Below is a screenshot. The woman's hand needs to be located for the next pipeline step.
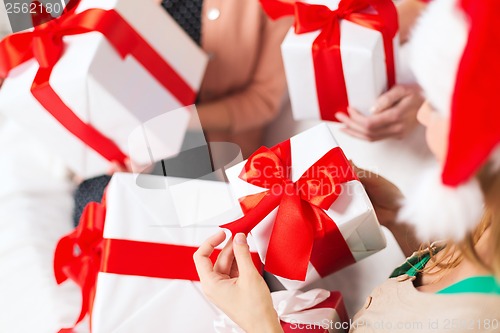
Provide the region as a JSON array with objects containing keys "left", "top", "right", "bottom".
[
  {"left": 337, "top": 85, "right": 424, "bottom": 142},
  {"left": 353, "top": 165, "right": 420, "bottom": 256},
  {"left": 353, "top": 165, "right": 403, "bottom": 226},
  {"left": 193, "top": 232, "right": 283, "bottom": 333}
]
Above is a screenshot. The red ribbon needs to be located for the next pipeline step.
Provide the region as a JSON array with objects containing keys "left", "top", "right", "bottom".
[
  {"left": 222, "top": 140, "right": 357, "bottom": 281},
  {"left": 0, "top": 2, "right": 196, "bottom": 166},
  {"left": 101, "top": 239, "right": 263, "bottom": 280},
  {"left": 260, "top": 0, "right": 398, "bottom": 121},
  {"left": 54, "top": 200, "right": 107, "bottom": 332}
]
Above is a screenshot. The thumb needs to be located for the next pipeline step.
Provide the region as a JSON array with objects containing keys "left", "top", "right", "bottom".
[{"left": 232, "top": 233, "right": 258, "bottom": 276}]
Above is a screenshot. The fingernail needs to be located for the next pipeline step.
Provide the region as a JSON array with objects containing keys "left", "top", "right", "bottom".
[
  {"left": 369, "top": 106, "right": 378, "bottom": 113},
  {"left": 234, "top": 233, "right": 247, "bottom": 245}
]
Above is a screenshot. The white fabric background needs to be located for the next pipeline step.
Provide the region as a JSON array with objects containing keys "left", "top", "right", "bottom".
[{"left": 0, "top": 115, "right": 83, "bottom": 333}]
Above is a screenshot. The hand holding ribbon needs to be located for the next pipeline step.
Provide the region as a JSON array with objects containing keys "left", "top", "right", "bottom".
[{"left": 54, "top": 197, "right": 263, "bottom": 332}]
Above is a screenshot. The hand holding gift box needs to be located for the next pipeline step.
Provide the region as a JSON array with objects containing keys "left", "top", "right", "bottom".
[
  {"left": 224, "top": 124, "right": 387, "bottom": 290},
  {"left": 0, "top": 0, "right": 208, "bottom": 177},
  {"left": 215, "top": 289, "right": 349, "bottom": 333},
  {"left": 260, "top": 0, "right": 399, "bottom": 121},
  {"left": 54, "top": 173, "right": 262, "bottom": 333}
]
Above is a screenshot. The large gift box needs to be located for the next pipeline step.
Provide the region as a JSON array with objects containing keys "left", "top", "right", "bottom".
[
  {"left": 54, "top": 173, "right": 262, "bottom": 333},
  {"left": 260, "top": 0, "right": 399, "bottom": 121},
  {"left": 224, "top": 123, "right": 387, "bottom": 289},
  {"left": 0, "top": 0, "right": 208, "bottom": 177},
  {"left": 215, "top": 289, "right": 350, "bottom": 333}
]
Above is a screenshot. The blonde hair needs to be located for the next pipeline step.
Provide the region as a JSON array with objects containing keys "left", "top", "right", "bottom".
[{"left": 421, "top": 162, "right": 500, "bottom": 279}]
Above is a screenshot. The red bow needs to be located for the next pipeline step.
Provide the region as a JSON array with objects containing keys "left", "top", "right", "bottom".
[
  {"left": 54, "top": 200, "right": 106, "bottom": 332},
  {"left": 260, "top": 0, "right": 398, "bottom": 121},
  {"left": 222, "top": 141, "right": 357, "bottom": 280},
  {"left": 0, "top": 2, "right": 196, "bottom": 167}
]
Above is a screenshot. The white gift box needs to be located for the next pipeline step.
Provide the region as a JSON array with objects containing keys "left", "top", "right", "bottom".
[
  {"left": 225, "top": 124, "right": 386, "bottom": 290},
  {"left": 0, "top": 0, "right": 208, "bottom": 178},
  {"left": 215, "top": 289, "right": 349, "bottom": 333},
  {"left": 282, "top": 0, "right": 400, "bottom": 120},
  {"left": 89, "top": 173, "right": 259, "bottom": 333}
]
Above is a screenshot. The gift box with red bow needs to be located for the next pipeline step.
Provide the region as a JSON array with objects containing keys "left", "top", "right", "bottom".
[
  {"left": 215, "top": 289, "right": 350, "bottom": 333},
  {"left": 223, "top": 123, "right": 387, "bottom": 290},
  {"left": 260, "top": 0, "right": 399, "bottom": 121},
  {"left": 0, "top": 0, "right": 208, "bottom": 177},
  {"left": 54, "top": 173, "right": 262, "bottom": 333}
]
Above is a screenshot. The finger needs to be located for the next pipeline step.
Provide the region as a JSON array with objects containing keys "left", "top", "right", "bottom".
[
  {"left": 107, "top": 161, "right": 126, "bottom": 175},
  {"left": 340, "top": 127, "right": 379, "bottom": 142},
  {"left": 384, "top": 122, "right": 407, "bottom": 139},
  {"left": 365, "top": 109, "right": 402, "bottom": 131},
  {"left": 72, "top": 175, "right": 84, "bottom": 185},
  {"left": 337, "top": 111, "right": 372, "bottom": 137},
  {"left": 372, "top": 85, "right": 409, "bottom": 113},
  {"left": 371, "top": 104, "right": 416, "bottom": 139},
  {"left": 124, "top": 158, "right": 134, "bottom": 172},
  {"left": 342, "top": 125, "right": 397, "bottom": 142},
  {"left": 363, "top": 121, "right": 405, "bottom": 140},
  {"left": 232, "top": 233, "right": 258, "bottom": 277},
  {"left": 193, "top": 231, "right": 226, "bottom": 282},
  {"left": 347, "top": 107, "right": 397, "bottom": 133},
  {"left": 229, "top": 256, "right": 240, "bottom": 278},
  {"left": 214, "top": 236, "right": 235, "bottom": 276},
  {"left": 107, "top": 162, "right": 117, "bottom": 175},
  {"left": 345, "top": 107, "right": 371, "bottom": 128}
]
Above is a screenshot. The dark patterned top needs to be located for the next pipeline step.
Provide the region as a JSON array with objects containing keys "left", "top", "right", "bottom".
[
  {"left": 161, "top": 0, "right": 203, "bottom": 45},
  {"left": 73, "top": 175, "right": 111, "bottom": 227}
]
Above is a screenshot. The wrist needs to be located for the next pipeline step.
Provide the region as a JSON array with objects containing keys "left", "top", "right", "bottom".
[{"left": 247, "top": 310, "right": 282, "bottom": 333}]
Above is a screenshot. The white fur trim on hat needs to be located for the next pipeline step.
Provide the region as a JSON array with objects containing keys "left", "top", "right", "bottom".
[
  {"left": 398, "top": 163, "right": 484, "bottom": 242},
  {"left": 409, "top": 0, "right": 469, "bottom": 116}
]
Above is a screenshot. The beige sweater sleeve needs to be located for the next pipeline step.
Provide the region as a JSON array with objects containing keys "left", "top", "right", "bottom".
[
  {"left": 350, "top": 277, "right": 500, "bottom": 333},
  {"left": 198, "top": 15, "right": 292, "bottom": 134}
]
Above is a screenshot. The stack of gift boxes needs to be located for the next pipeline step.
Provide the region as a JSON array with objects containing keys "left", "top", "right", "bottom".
[{"left": 0, "top": 0, "right": 400, "bottom": 331}]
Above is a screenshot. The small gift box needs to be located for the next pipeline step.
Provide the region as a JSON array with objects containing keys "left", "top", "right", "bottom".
[
  {"left": 215, "top": 289, "right": 350, "bottom": 333},
  {"left": 260, "top": 0, "right": 399, "bottom": 121},
  {"left": 224, "top": 123, "right": 386, "bottom": 290},
  {"left": 54, "top": 173, "right": 261, "bottom": 333},
  {"left": 0, "top": 0, "right": 208, "bottom": 177}
]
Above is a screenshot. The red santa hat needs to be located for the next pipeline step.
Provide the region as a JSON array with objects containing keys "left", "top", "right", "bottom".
[
  {"left": 410, "top": 0, "right": 500, "bottom": 186},
  {"left": 398, "top": 0, "right": 500, "bottom": 241}
]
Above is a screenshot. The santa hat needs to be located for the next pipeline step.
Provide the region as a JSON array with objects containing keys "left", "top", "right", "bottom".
[{"left": 398, "top": 0, "right": 500, "bottom": 241}]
